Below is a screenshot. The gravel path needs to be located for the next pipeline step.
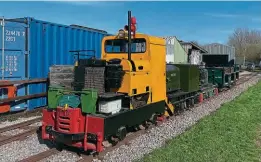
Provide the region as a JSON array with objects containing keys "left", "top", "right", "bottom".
[{"left": 0, "top": 75, "right": 259, "bottom": 162}]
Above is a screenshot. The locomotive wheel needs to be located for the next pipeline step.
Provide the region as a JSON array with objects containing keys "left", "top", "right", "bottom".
[
  {"left": 191, "top": 98, "right": 195, "bottom": 107},
  {"left": 180, "top": 102, "right": 185, "bottom": 110},
  {"left": 116, "top": 126, "right": 127, "bottom": 141},
  {"left": 185, "top": 100, "right": 192, "bottom": 110},
  {"left": 110, "top": 136, "right": 119, "bottom": 146}
]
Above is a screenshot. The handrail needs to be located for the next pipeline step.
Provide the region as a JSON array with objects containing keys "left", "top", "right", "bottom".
[
  {"left": 0, "top": 78, "right": 47, "bottom": 87},
  {"left": 0, "top": 78, "right": 48, "bottom": 105},
  {"left": 0, "top": 92, "right": 47, "bottom": 104}
]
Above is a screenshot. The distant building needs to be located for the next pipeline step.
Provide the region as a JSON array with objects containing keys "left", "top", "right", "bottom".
[
  {"left": 162, "top": 36, "right": 188, "bottom": 64},
  {"left": 179, "top": 40, "right": 208, "bottom": 65},
  {"left": 202, "top": 43, "right": 236, "bottom": 63}
]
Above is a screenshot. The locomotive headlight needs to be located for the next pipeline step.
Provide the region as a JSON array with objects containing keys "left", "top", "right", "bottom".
[{"left": 118, "top": 29, "right": 125, "bottom": 38}]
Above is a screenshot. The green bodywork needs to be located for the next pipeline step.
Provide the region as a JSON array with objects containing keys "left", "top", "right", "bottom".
[
  {"left": 174, "top": 64, "right": 200, "bottom": 92},
  {"left": 234, "top": 64, "right": 240, "bottom": 80},
  {"left": 207, "top": 68, "right": 232, "bottom": 88},
  {"left": 234, "top": 64, "right": 240, "bottom": 72},
  {"left": 47, "top": 86, "right": 98, "bottom": 114},
  {"left": 166, "top": 64, "right": 181, "bottom": 91}
]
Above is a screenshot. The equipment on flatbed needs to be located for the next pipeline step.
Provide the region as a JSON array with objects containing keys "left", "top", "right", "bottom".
[
  {"left": 41, "top": 11, "right": 232, "bottom": 155},
  {"left": 202, "top": 54, "right": 239, "bottom": 89}
]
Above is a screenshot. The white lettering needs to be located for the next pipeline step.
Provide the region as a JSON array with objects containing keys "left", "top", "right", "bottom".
[
  {"left": 5, "top": 30, "right": 25, "bottom": 37},
  {"left": 6, "top": 36, "right": 16, "bottom": 42},
  {"left": 5, "top": 30, "right": 10, "bottom": 36},
  {"left": 10, "top": 31, "right": 15, "bottom": 36}
]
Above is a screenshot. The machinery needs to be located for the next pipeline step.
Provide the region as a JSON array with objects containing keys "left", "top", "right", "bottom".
[
  {"left": 42, "top": 11, "right": 167, "bottom": 153},
  {"left": 41, "top": 11, "right": 232, "bottom": 154},
  {"left": 202, "top": 54, "right": 240, "bottom": 89}
]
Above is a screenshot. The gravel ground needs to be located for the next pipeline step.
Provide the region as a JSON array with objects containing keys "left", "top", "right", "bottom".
[
  {"left": 240, "top": 71, "right": 252, "bottom": 75},
  {"left": 0, "top": 134, "right": 49, "bottom": 162},
  {"left": 0, "top": 116, "right": 41, "bottom": 129},
  {"left": 101, "top": 75, "right": 261, "bottom": 162},
  {"left": 0, "top": 128, "right": 26, "bottom": 136},
  {"left": 39, "top": 150, "right": 81, "bottom": 162},
  {"left": 0, "top": 75, "right": 259, "bottom": 162},
  {"left": 28, "top": 121, "right": 42, "bottom": 127}
]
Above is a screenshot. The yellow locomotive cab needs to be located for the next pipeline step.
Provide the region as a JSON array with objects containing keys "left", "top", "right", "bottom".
[{"left": 101, "top": 33, "right": 167, "bottom": 109}]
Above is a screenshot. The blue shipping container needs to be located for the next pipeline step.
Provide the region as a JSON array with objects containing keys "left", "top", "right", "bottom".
[{"left": 0, "top": 17, "right": 109, "bottom": 112}]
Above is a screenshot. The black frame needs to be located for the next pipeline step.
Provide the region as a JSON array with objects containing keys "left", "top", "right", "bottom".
[{"left": 104, "top": 38, "right": 147, "bottom": 54}]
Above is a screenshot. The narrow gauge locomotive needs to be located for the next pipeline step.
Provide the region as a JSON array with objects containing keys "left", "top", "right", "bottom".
[{"left": 41, "top": 11, "right": 231, "bottom": 154}]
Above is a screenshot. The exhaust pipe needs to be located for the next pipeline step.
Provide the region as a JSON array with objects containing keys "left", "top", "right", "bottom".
[{"left": 128, "top": 11, "right": 131, "bottom": 61}]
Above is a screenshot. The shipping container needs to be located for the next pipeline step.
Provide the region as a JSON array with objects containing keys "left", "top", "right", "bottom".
[
  {"left": 0, "top": 17, "right": 109, "bottom": 112},
  {"left": 162, "top": 36, "right": 187, "bottom": 63},
  {"left": 202, "top": 43, "right": 235, "bottom": 62}
]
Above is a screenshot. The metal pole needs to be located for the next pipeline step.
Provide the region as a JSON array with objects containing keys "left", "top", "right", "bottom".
[
  {"left": 127, "top": 11, "right": 131, "bottom": 61},
  {"left": 1, "top": 16, "right": 4, "bottom": 80}
]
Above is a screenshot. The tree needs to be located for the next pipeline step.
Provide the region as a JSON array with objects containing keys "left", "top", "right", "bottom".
[{"left": 228, "top": 28, "right": 261, "bottom": 62}]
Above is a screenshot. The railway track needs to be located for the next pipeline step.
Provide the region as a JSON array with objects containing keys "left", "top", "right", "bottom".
[
  {"left": 16, "top": 72, "right": 259, "bottom": 162},
  {"left": 0, "top": 107, "right": 43, "bottom": 122},
  {"left": 18, "top": 148, "right": 60, "bottom": 162},
  {"left": 0, "top": 117, "right": 41, "bottom": 146}
]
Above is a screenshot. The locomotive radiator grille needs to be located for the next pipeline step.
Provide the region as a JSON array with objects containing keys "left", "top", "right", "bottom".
[
  {"left": 84, "top": 67, "right": 105, "bottom": 94},
  {"left": 55, "top": 108, "right": 83, "bottom": 134},
  {"left": 57, "top": 115, "right": 70, "bottom": 133},
  {"left": 49, "top": 65, "right": 74, "bottom": 89}
]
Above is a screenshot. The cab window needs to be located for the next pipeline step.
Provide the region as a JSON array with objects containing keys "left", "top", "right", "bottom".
[{"left": 105, "top": 38, "right": 146, "bottom": 53}]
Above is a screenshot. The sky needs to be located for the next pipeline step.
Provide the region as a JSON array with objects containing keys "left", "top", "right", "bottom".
[{"left": 0, "top": 1, "right": 260, "bottom": 44}]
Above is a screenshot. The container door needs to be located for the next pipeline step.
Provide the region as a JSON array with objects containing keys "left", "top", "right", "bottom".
[{"left": 0, "top": 19, "right": 27, "bottom": 112}]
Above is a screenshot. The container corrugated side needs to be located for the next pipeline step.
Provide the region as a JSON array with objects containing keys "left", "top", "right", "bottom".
[{"left": 1, "top": 17, "right": 109, "bottom": 111}]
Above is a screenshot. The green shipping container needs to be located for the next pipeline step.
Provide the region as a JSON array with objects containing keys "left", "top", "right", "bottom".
[{"left": 174, "top": 64, "right": 200, "bottom": 92}]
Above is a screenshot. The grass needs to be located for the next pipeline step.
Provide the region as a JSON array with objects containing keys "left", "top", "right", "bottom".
[{"left": 140, "top": 81, "right": 261, "bottom": 162}]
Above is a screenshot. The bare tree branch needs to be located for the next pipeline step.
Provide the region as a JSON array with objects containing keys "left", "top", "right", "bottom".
[{"left": 228, "top": 28, "right": 261, "bottom": 61}]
